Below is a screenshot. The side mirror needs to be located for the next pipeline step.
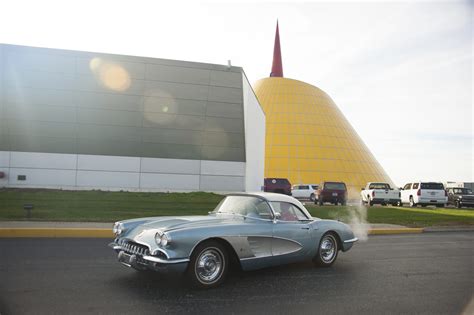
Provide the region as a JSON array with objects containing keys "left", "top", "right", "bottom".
[
  {"left": 274, "top": 212, "right": 281, "bottom": 220},
  {"left": 399, "top": 187, "right": 403, "bottom": 191},
  {"left": 361, "top": 188, "right": 364, "bottom": 191}
]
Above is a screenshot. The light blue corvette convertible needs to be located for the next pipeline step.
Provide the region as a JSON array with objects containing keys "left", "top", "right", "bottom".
[{"left": 109, "top": 192, "right": 358, "bottom": 288}]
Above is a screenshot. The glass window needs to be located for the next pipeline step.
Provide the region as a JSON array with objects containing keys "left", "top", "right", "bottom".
[
  {"left": 324, "top": 182, "right": 346, "bottom": 190},
  {"left": 413, "top": 183, "right": 419, "bottom": 189},
  {"left": 270, "top": 202, "right": 308, "bottom": 222},
  {"left": 300, "top": 185, "right": 309, "bottom": 190},
  {"left": 311, "top": 185, "right": 319, "bottom": 190},
  {"left": 420, "top": 183, "right": 444, "bottom": 190},
  {"left": 453, "top": 188, "right": 472, "bottom": 194},
  {"left": 214, "top": 196, "right": 272, "bottom": 220},
  {"left": 403, "top": 183, "right": 412, "bottom": 190},
  {"left": 368, "top": 183, "right": 391, "bottom": 190}
]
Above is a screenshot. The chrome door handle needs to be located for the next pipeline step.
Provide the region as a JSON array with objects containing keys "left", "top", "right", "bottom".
[{"left": 301, "top": 226, "right": 310, "bottom": 230}]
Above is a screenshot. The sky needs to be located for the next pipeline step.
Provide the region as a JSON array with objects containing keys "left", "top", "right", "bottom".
[{"left": 0, "top": 0, "right": 472, "bottom": 186}]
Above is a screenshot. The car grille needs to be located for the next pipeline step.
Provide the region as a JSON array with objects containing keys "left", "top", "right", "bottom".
[{"left": 119, "top": 239, "right": 150, "bottom": 256}]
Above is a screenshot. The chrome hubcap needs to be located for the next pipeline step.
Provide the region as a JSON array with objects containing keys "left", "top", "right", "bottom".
[
  {"left": 195, "top": 248, "right": 223, "bottom": 284},
  {"left": 320, "top": 235, "right": 336, "bottom": 263}
]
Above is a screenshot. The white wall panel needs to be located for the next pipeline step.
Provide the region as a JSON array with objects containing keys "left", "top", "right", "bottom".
[
  {"left": 200, "top": 160, "right": 245, "bottom": 176},
  {"left": 10, "top": 152, "right": 76, "bottom": 169},
  {"left": 200, "top": 175, "right": 245, "bottom": 191},
  {"left": 78, "top": 155, "right": 140, "bottom": 172},
  {"left": 242, "top": 73, "right": 265, "bottom": 192},
  {"left": 140, "top": 173, "right": 200, "bottom": 190},
  {"left": 8, "top": 168, "right": 76, "bottom": 186},
  {"left": 140, "top": 157, "right": 200, "bottom": 174},
  {"left": 76, "top": 170, "right": 139, "bottom": 188},
  {"left": 0, "top": 151, "right": 10, "bottom": 167}
]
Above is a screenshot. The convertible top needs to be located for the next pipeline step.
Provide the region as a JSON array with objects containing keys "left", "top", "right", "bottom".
[{"left": 226, "top": 192, "right": 311, "bottom": 218}]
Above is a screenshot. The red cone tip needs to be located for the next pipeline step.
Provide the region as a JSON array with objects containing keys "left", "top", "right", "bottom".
[{"left": 270, "top": 21, "right": 283, "bottom": 77}]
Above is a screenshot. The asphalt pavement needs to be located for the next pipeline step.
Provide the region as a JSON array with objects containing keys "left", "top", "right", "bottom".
[{"left": 0, "top": 232, "right": 473, "bottom": 315}]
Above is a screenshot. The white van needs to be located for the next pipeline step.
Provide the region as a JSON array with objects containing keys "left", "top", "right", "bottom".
[
  {"left": 291, "top": 184, "right": 319, "bottom": 201},
  {"left": 400, "top": 182, "right": 447, "bottom": 207}
]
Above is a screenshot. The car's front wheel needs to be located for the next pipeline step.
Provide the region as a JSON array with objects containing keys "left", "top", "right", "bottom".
[
  {"left": 313, "top": 233, "right": 339, "bottom": 267},
  {"left": 310, "top": 193, "right": 315, "bottom": 201},
  {"left": 188, "top": 240, "right": 228, "bottom": 289},
  {"left": 456, "top": 200, "right": 462, "bottom": 209}
]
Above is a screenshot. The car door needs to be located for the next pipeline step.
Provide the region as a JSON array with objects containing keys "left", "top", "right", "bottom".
[
  {"left": 291, "top": 185, "right": 301, "bottom": 198},
  {"left": 269, "top": 201, "right": 314, "bottom": 264},
  {"left": 299, "top": 185, "right": 310, "bottom": 199},
  {"left": 401, "top": 183, "right": 412, "bottom": 203}
]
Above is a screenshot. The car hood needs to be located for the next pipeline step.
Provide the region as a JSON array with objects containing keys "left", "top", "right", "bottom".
[{"left": 123, "top": 215, "right": 237, "bottom": 239}]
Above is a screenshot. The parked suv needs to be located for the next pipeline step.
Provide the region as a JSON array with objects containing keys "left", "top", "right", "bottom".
[
  {"left": 315, "top": 181, "right": 347, "bottom": 205},
  {"left": 264, "top": 178, "right": 292, "bottom": 195},
  {"left": 446, "top": 187, "right": 474, "bottom": 208},
  {"left": 400, "top": 182, "right": 447, "bottom": 207},
  {"left": 291, "top": 184, "right": 319, "bottom": 201}
]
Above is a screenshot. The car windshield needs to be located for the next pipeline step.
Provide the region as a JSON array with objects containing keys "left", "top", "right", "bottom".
[
  {"left": 324, "top": 182, "right": 346, "bottom": 190},
  {"left": 453, "top": 188, "right": 473, "bottom": 195},
  {"left": 213, "top": 196, "right": 273, "bottom": 219},
  {"left": 368, "top": 183, "right": 391, "bottom": 189},
  {"left": 311, "top": 185, "right": 319, "bottom": 190},
  {"left": 420, "top": 183, "right": 444, "bottom": 190}
]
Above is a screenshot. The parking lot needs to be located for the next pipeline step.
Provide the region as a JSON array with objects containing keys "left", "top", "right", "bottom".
[{"left": 1, "top": 232, "right": 472, "bottom": 314}]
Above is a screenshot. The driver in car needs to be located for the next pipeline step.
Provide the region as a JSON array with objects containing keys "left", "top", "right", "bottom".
[{"left": 279, "top": 203, "right": 297, "bottom": 221}]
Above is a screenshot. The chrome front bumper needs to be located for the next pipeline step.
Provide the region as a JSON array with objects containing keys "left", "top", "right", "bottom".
[
  {"left": 342, "top": 237, "right": 358, "bottom": 252},
  {"left": 109, "top": 242, "right": 189, "bottom": 273}
]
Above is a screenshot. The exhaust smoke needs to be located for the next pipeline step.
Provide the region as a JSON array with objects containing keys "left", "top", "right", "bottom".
[{"left": 347, "top": 204, "right": 369, "bottom": 242}]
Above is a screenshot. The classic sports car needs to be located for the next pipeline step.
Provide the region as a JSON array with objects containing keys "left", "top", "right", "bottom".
[{"left": 109, "top": 192, "right": 358, "bottom": 288}]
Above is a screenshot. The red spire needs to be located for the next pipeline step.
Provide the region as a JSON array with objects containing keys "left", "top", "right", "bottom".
[{"left": 270, "top": 20, "right": 283, "bottom": 77}]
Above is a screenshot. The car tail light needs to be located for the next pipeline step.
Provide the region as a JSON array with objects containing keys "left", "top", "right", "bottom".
[
  {"left": 417, "top": 189, "right": 421, "bottom": 196},
  {"left": 372, "top": 191, "right": 375, "bottom": 197}
]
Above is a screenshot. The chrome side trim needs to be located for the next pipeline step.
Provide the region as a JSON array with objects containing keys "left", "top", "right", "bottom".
[
  {"left": 143, "top": 256, "right": 189, "bottom": 264},
  {"left": 344, "top": 237, "right": 359, "bottom": 243}
]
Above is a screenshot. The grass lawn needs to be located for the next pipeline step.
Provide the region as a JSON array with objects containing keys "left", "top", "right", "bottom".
[
  {"left": 305, "top": 204, "right": 474, "bottom": 227},
  {"left": 0, "top": 188, "right": 224, "bottom": 222},
  {"left": 0, "top": 188, "right": 473, "bottom": 227}
]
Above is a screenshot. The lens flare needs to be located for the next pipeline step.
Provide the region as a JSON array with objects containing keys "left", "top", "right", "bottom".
[
  {"left": 99, "top": 63, "right": 131, "bottom": 91},
  {"left": 89, "top": 57, "right": 131, "bottom": 92}
]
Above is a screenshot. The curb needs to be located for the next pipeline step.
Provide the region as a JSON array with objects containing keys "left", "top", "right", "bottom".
[
  {"left": 0, "top": 228, "right": 114, "bottom": 238},
  {"left": 0, "top": 227, "right": 425, "bottom": 238}
]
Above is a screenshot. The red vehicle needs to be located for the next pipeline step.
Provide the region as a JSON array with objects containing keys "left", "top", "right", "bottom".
[
  {"left": 315, "top": 181, "right": 347, "bottom": 205},
  {"left": 264, "top": 178, "right": 292, "bottom": 195}
]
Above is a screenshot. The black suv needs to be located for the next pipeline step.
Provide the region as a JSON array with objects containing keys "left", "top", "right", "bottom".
[{"left": 446, "top": 187, "right": 474, "bottom": 208}]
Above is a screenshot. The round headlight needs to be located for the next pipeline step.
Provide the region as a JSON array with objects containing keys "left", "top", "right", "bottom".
[
  {"left": 161, "top": 233, "right": 169, "bottom": 246},
  {"left": 113, "top": 222, "right": 123, "bottom": 236},
  {"left": 155, "top": 231, "right": 170, "bottom": 246},
  {"left": 155, "top": 232, "right": 162, "bottom": 245}
]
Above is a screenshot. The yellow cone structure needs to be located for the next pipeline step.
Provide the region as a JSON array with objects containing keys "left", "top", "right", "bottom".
[{"left": 253, "top": 77, "right": 394, "bottom": 198}]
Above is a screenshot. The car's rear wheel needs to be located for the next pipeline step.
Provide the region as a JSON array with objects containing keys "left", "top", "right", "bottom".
[
  {"left": 310, "top": 193, "right": 315, "bottom": 201},
  {"left": 313, "top": 233, "right": 339, "bottom": 267},
  {"left": 187, "top": 240, "right": 228, "bottom": 289}
]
